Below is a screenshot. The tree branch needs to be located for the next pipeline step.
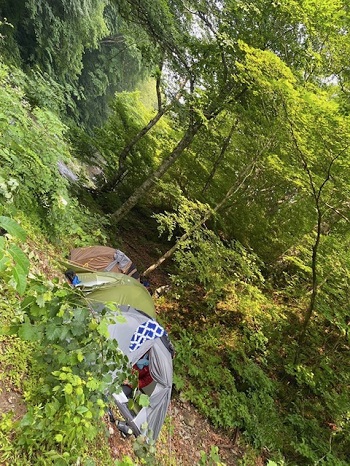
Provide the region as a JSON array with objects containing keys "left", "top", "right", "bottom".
[{"left": 98, "top": 79, "right": 187, "bottom": 193}]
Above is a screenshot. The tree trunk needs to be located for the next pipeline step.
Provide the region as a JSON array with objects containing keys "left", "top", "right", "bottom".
[
  {"left": 287, "top": 113, "right": 340, "bottom": 364},
  {"left": 142, "top": 161, "right": 257, "bottom": 276},
  {"left": 110, "top": 121, "right": 202, "bottom": 223},
  {"left": 202, "top": 120, "right": 238, "bottom": 195},
  {"left": 99, "top": 78, "right": 185, "bottom": 193},
  {"left": 293, "top": 213, "right": 321, "bottom": 364},
  {"left": 142, "top": 134, "right": 275, "bottom": 276},
  {"left": 109, "top": 84, "right": 247, "bottom": 223}
]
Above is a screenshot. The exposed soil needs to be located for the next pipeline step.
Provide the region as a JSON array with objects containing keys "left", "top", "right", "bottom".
[
  {"left": 107, "top": 397, "right": 243, "bottom": 465},
  {"left": 0, "top": 381, "right": 26, "bottom": 422}
]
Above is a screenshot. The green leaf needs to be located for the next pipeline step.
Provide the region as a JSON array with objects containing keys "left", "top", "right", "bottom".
[
  {"left": 138, "top": 393, "right": 150, "bottom": 408},
  {"left": 64, "top": 383, "right": 73, "bottom": 395},
  {"left": 76, "top": 406, "right": 89, "bottom": 414},
  {"left": 0, "top": 255, "right": 9, "bottom": 272},
  {"left": 45, "top": 322, "right": 65, "bottom": 341},
  {"left": 0, "top": 324, "right": 20, "bottom": 336},
  {"left": 54, "top": 433, "right": 63, "bottom": 443},
  {"left": 86, "top": 379, "right": 100, "bottom": 390},
  {"left": 0, "top": 216, "right": 27, "bottom": 241},
  {"left": 97, "top": 317, "right": 110, "bottom": 337},
  {"left": 12, "top": 265, "right": 28, "bottom": 295},
  {"left": 18, "top": 319, "right": 41, "bottom": 341},
  {"left": 8, "top": 243, "right": 30, "bottom": 273},
  {"left": 36, "top": 291, "right": 54, "bottom": 309}
]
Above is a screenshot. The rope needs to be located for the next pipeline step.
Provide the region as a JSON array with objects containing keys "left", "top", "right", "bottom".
[{"left": 168, "top": 401, "right": 172, "bottom": 465}]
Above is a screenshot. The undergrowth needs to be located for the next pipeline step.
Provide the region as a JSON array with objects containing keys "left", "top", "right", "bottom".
[
  {"left": 0, "top": 55, "right": 349, "bottom": 465},
  {"left": 166, "top": 280, "right": 350, "bottom": 465},
  {"left": 0, "top": 216, "right": 132, "bottom": 465}
]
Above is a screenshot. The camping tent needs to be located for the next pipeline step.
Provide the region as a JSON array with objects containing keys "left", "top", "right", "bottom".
[
  {"left": 68, "top": 245, "right": 140, "bottom": 279},
  {"left": 65, "top": 267, "right": 173, "bottom": 441}
]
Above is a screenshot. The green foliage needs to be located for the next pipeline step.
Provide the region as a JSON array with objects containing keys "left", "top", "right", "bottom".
[
  {"left": 0, "top": 290, "right": 33, "bottom": 392},
  {"left": 5, "top": 0, "right": 108, "bottom": 82},
  {"left": 22, "top": 67, "right": 77, "bottom": 119},
  {"left": 92, "top": 90, "right": 175, "bottom": 198},
  {"left": 172, "top": 324, "right": 282, "bottom": 451},
  {"left": 0, "top": 62, "right": 69, "bottom": 228},
  {"left": 166, "top": 266, "right": 350, "bottom": 465},
  {"left": 154, "top": 197, "right": 264, "bottom": 308},
  {"left": 0, "top": 216, "right": 29, "bottom": 295},
  {"left": 76, "top": 2, "right": 149, "bottom": 129},
  {"left": 198, "top": 446, "right": 225, "bottom": 466},
  {"left": 0, "top": 217, "right": 33, "bottom": 393},
  {"left": 0, "top": 61, "right": 110, "bottom": 245},
  {"left": 0, "top": 223, "right": 129, "bottom": 464},
  {"left": 0, "top": 0, "right": 151, "bottom": 128},
  {"left": 1, "top": 2, "right": 350, "bottom": 465},
  {"left": 132, "top": 433, "right": 156, "bottom": 464},
  {"left": 115, "top": 457, "right": 137, "bottom": 466}
]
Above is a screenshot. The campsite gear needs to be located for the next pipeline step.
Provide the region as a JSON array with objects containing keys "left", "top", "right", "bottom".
[
  {"left": 136, "top": 354, "right": 149, "bottom": 369},
  {"left": 117, "top": 420, "right": 133, "bottom": 436},
  {"left": 68, "top": 270, "right": 173, "bottom": 441},
  {"left": 74, "top": 271, "right": 156, "bottom": 318},
  {"left": 141, "top": 277, "right": 153, "bottom": 295},
  {"left": 134, "top": 353, "right": 153, "bottom": 389},
  {"left": 69, "top": 245, "right": 140, "bottom": 279},
  {"left": 136, "top": 364, "right": 153, "bottom": 389},
  {"left": 121, "top": 384, "right": 133, "bottom": 398},
  {"left": 65, "top": 270, "right": 81, "bottom": 286},
  {"left": 113, "top": 249, "right": 134, "bottom": 274}
]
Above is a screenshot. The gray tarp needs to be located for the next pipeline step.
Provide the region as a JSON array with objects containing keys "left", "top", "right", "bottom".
[
  {"left": 107, "top": 305, "right": 173, "bottom": 440},
  {"left": 73, "top": 270, "right": 173, "bottom": 441}
]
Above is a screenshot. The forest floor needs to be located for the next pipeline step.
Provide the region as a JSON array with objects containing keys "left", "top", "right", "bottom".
[
  {"left": 0, "top": 220, "right": 254, "bottom": 466},
  {"left": 107, "top": 397, "right": 245, "bottom": 465},
  {"left": 106, "top": 224, "right": 248, "bottom": 465}
]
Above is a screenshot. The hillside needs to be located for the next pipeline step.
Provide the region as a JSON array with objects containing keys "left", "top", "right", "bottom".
[
  {"left": 105, "top": 226, "right": 245, "bottom": 465},
  {"left": 1, "top": 1, "right": 350, "bottom": 464},
  {"left": 0, "top": 224, "right": 245, "bottom": 466}
]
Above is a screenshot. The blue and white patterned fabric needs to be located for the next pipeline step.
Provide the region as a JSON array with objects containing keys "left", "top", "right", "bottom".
[{"left": 129, "top": 320, "right": 165, "bottom": 352}]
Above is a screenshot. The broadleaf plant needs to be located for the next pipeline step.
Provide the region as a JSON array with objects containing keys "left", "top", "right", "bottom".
[{"left": 0, "top": 221, "right": 130, "bottom": 464}]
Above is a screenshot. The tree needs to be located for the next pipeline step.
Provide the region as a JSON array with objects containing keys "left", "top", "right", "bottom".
[
  {"left": 108, "top": 0, "right": 350, "bottom": 223},
  {"left": 142, "top": 141, "right": 259, "bottom": 276},
  {"left": 97, "top": 69, "right": 187, "bottom": 192},
  {"left": 0, "top": 0, "right": 150, "bottom": 127},
  {"left": 281, "top": 90, "right": 350, "bottom": 361},
  {"left": 1, "top": 0, "right": 108, "bottom": 81}
]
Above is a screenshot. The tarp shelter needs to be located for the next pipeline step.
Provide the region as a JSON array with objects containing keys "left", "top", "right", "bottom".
[
  {"left": 68, "top": 245, "right": 140, "bottom": 279},
  {"left": 67, "top": 268, "right": 173, "bottom": 441}
]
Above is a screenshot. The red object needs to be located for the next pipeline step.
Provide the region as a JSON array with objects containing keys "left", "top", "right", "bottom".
[{"left": 134, "top": 365, "right": 153, "bottom": 389}]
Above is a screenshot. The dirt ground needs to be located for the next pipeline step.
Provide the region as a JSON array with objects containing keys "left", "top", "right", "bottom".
[
  {"left": 0, "top": 381, "right": 26, "bottom": 423},
  {"left": 108, "top": 397, "right": 243, "bottom": 465}
]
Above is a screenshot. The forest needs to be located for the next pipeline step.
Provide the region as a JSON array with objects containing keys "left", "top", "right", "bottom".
[{"left": 0, "top": 0, "right": 349, "bottom": 465}]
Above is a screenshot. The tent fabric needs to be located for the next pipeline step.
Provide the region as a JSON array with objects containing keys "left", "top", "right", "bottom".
[
  {"left": 70, "top": 246, "right": 121, "bottom": 273},
  {"left": 76, "top": 272, "right": 156, "bottom": 319},
  {"left": 69, "top": 246, "right": 140, "bottom": 279},
  {"left": 129, "top": 320, "right": 165, "bottom": 351},
  {"left": 146, "top": 341, "right": 173, "bottom": 439},
  {"left": 106, "top": 314, "right": 173, "bottom": 440},
  {"left": 83, "top": 278, "right": 173, "bottom": 441}
]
